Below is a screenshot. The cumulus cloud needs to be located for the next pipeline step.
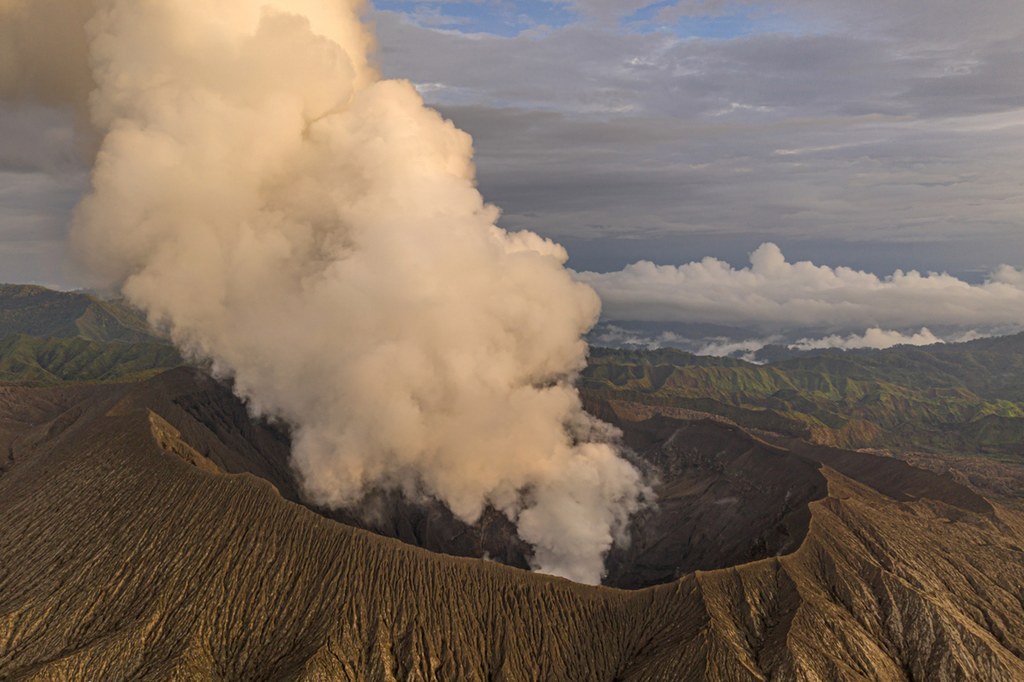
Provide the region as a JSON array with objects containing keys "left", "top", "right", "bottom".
[
  {"left": 577, "top": 243, "right": 1024, "bottom": 335},
  {"left": 0, "top": 0, "right": 649, "bottom": 585}
]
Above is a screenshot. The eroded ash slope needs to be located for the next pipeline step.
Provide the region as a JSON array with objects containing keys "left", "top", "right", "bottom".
[{"left": 1, "top": 370, "right": 1023, "bottom": 680}]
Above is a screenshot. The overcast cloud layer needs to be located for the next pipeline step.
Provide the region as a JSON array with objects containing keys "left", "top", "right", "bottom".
[{"left": 371, "top": 0, "right": 1024, "bottom": 276}]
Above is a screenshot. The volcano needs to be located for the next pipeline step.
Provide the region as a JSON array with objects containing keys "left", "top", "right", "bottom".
[{"left": 2, "top": 364, "right": 1023, "bottom": 679}]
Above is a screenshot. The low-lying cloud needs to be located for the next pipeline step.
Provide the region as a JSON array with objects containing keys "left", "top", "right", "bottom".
[
  {"left": 790, "top": 327, "right": 943, "bottom": 352},
  {"left": 591, "top": 324, "right": 963, "bottom": 361},
  {"left": 577, "top": 243, "right": 1024, "bottom": 337}
]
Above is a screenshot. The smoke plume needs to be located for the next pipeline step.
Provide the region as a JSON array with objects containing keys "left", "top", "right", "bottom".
[{"left": 0, "top": 0, "right": 648, "bottom": 584}]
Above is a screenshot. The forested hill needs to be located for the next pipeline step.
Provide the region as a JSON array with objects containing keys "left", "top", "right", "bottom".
[
  {"left": 0, "top": 284, "right": 181, "bottom": 384},
  {"left": 581, "top": 335, "right": 1024, "bottom": 458}
]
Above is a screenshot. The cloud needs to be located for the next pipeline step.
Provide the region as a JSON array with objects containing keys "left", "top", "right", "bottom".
[
  {"left": 567, "top": 0, "right": 656, "bottom": 22},
  {"left": 576, "top": 243, "right": 1024, "bottom": 334},
  {"left": 697, "top": 336, "right": 777, "bottom": 359},
  {"left": 0, "top": 105, "right": 81, "bottom": 173},
  {"left": 367, "top": 6, "right": 1024, "bottom": 274},
  {"left": 789, "top": 327, "right": 942, "bottom": 352},
  {"left": 593, "top": 325, "right": 959, "bottom": 358}
]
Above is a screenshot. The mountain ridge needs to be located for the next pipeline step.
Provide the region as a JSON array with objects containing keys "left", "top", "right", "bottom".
[{"left": 582, "top": 337, "right": 1024, "bottom": 460}]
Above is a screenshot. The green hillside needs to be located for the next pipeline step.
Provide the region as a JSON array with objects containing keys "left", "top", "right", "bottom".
[
  {"left": 0, "top": 284, "right": 181, "bottom": 384},
  {"left": 581, "top": 338, "right": 1024, "bottom": 458},
  {"left": 0, "top": 284, "right": 161, "bottom": 343},
  {"left": 0, "top": 335, "right": 182, "bottom": 384}
]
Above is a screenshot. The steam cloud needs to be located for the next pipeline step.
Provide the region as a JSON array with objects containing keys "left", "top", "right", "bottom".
[
  {"left": 0, "top": 0, "right": 648, "bottom": 584},
  {"left": 579, "top": 243, "right": 1024, "bottom": 333}
]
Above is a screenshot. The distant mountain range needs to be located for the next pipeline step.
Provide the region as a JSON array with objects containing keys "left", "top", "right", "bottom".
[
  {"left": 2, "top": 284, "right": 1023, "bottom": 679},
  {"left": 581, "top": 337, "right": 1024, "bottom": 461}
]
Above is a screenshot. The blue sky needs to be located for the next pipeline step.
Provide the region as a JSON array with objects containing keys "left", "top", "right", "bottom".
[
  {"left": 622, "top": 2, "right": 758, "bottom": 38},
  {"left": 372, "top": 1, "right": 768, "bottom": 39},
  {"left": 373, "top": 1, "right": 577, "bottom": 36}
]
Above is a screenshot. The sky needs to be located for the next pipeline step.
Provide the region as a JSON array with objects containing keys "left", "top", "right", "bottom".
[
  {"left": 2, "top": 0, "right": 1024, "bottom": 348},
  {"left": 369, "top": 0, "right": 1024, "bottom": 276}
]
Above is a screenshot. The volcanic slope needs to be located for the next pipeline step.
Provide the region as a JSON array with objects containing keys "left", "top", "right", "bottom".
[
  {"left": 100, "top": 368, "right": 827, "bottom": 588},
  {"left": 2, "top": 370, "right": 1024, "bottom": 680}
]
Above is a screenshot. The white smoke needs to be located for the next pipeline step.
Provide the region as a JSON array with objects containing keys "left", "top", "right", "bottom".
[
  {"left": 578, "top": 242, "right": 1024, "bottom": 334},
  {"left": 0, "top": 0, "right": 648, "bottom": 584}
]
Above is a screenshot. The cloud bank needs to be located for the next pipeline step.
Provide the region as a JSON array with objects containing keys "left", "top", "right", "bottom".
[
  {"left": 578, "top": 243, "right": 1024, "bottom": 336},
  {"left": 790, "top": 327, "right": 942, "bottom": 352},
  {"left": 0, "top": 0, "right": 648, "bottom": 585},
  {"left": 591, "top": 324, "right": 956, "bottom": 362}
]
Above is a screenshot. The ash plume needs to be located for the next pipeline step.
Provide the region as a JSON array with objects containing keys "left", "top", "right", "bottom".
[{"left": 0, "top": 0, "right": 648, "bottom": 584}]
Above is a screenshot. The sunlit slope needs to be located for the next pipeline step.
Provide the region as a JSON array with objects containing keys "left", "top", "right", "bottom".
[
  {"left": 0, "top": 285, "right": 181, "bottom": 384},
  {"left": 1, "top": 371, "right": 1023, "bottom": 680},
  {"left": 581, "top": 340, "right": 1024, "bottom": 457},
  {"left": 0, "top": 334, "right": 182, "bottom": 384},
  {"left": 0, "top": 284, "right": 159, "bottom": 343}
]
